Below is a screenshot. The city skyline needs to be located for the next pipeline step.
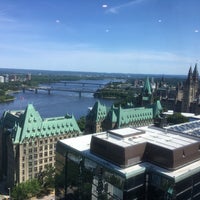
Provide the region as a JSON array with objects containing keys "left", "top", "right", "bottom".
[{"left": 0, "top": 0, "right": 200, "bottom": 75}]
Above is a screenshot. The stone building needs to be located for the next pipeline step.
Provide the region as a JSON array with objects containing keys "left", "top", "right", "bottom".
[
  {"left": 0, "top": 104, "right": 81, "bottom": 188},
  {"left": 151, "top": 64, "right": 200, "bottom": 114},
  {"left": 181, "top": 64, "right": 199, "bottom": 112},
  {"left": 85, "top": 100, "right": 162, "bottom": 134},
  {"left": 85, "top": 76, "right": 163, "bottom": 134}
]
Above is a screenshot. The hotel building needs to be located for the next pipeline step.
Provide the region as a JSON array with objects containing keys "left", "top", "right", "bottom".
[{"left": 0, "top": 104, "right": 81, "bottom": 188}]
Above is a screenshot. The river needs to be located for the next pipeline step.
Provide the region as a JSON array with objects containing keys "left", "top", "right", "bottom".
[{"left": 0, "top": 79, "right": 115, "bottom": 119}]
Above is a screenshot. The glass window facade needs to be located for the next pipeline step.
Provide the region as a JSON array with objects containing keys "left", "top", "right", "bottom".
[
  {"left": 55, "top": 141, "right": 200, "bottom": 200},
  {"left": 55, "top": 145, "right": 149, "bottom": 200}
]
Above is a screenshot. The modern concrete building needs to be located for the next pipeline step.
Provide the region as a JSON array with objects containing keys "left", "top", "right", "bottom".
[
  {"left": 55, "top": 126, "right": 200, "bottom": 200},
  {"left": 0, "top": 104, "right": 81, "bottom": 188}
]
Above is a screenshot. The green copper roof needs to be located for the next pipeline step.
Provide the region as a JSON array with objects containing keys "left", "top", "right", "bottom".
[
  {"left": 152, "top": 100, "right": 163, "bottom": 118},
  {"left": 143, "top": 77, "right": 152, "bottom": 95},
  {"left": 107, "top": 107, "right": 118, "bottom": 123},
  {"left": 87, "top": 101, "right": 108, "bottom": 122},
  {"left": 2, "top": 104, "right": 81, "bottom": 144},
  {"left": 118, "top": 106, "right": 153, "bottom": 128}
]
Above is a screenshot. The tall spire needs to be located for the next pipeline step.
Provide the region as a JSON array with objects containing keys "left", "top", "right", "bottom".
[
  {"left": 193, "top": 63, "right": 199, "bottom": 81},
  {"left": 143, "top": 77, "right": 152, "bottom": 95},
  {"left": 186, "top": 66, "right": 193, "bottom": 83}
]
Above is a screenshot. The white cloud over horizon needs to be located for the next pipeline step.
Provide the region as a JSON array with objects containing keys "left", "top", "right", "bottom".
[
  {"left": 106, "top": 0, "right": 146, "bottom": 14},
  {"left": 0, "top": 42, "right": 196, "bottom": 75}
]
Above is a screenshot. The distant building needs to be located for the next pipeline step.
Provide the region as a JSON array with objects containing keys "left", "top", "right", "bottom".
[
  {"left": 4, "top": 74, "right": 9, "bottom": 83},
  {"left": 9, "top": 74, "right": 17, "bottom": 82},
  {"left": 85, "top": 77, "right": 163, "bottom": 133},
  {"left": 0, "top": 104, "right": 81, "bottom": 188},
  {"left": 150, "top": 64, "right": 200, "bottom": 115},
  {"left": 181, "top": 65, "right": 199, "bottom": 112},
  {"left": 26, "top": 73, "right": 31, "bottom": 81},
  {"left": 55, "top": 126, "right": 200, "bottom": 199},
  {"left": 0, "top": 76, "right": 4, "bottom": 83},
  {"left": 85, "top": 100, "right": 163, "bottom": 134}
]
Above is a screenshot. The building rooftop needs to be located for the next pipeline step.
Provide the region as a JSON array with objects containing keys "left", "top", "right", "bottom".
[
  {"left": 1, "top": 104, "right": 81, "bottom": 144},
  {"left": 166, "top": 120, "right": 200, "bottom": 137},
  {"left": 59, "top": 127, "right": 200, "bottom": 182},
  {"left": 93, "top": 127, "right": 197, "bottom": 150}
]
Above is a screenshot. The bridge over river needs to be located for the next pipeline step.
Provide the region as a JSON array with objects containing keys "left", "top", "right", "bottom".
[{"left": 22, "top": 81, "right": 108, "bottom": 97}]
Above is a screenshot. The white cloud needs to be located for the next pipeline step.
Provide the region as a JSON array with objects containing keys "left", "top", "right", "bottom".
[
  {"left": 102, "top": 4, "right": 108, "bottom": 8},
  {"left": 56, "top": 19, "right": 60, "bottom": 23},
  {"left": 106, "top": 0, "right": 145, "bottom": 14},
  {"left": 195, "top": 30, "right": 199, "bottom": 33},
  {"left": 0, "top": 41, "right": 195, "bottom": 75}
]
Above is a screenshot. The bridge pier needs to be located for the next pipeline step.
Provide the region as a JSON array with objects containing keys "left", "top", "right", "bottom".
[
  {"left": 22, "top": 87, "right": 25, "bottom": 93},
  {"left": 35, "top": 89, "right": 38, "bottom": 94},
  {"left": 48, "top": 89, "right": 51, "bottom": 95}
]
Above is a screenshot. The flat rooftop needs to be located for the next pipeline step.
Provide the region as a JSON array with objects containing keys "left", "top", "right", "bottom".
[
  {"left": 94, "top": 127, "right": 197, "bottom": 150},
  {"left": 59, "top": 127, "right": 200, "bottom": 182}
]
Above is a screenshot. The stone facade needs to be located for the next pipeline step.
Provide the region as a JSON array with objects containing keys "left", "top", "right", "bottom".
[
  {"left": 0, "top": 104, "right": 81, "bottom": 188},
  {"left": 181, "top": 65, "right": 199, "bottom": 112},
  {"left": 85, "top": 100, "right": 162, "bottom": 134}
]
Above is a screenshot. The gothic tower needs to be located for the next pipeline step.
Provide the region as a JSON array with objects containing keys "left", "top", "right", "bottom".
[{"left": 181, "top": 65, "right": 199, "bottom": 112}]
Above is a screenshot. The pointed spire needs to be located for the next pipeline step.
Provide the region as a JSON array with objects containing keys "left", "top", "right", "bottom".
[
  {"left": 143, "top": 77, "right": 152, "bottom": 95},
  {"left": 193, "top": 63, "right": 199, "bottom": 80},
  {"left": 187, "top": 66, "right": 193, "bottom": 82}
]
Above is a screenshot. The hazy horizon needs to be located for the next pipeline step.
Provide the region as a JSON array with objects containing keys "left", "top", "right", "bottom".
[{"left": 0, "top": 0, "right": 199, "bottom": 75}]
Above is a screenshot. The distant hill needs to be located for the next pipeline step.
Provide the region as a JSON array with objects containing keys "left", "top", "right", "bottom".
[{"left": 0, "top": 68, "right": 187, "bottom": 80}]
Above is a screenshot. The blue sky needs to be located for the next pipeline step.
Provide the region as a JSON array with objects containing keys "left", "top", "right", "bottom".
[{"left": 0, "top": 0, "right": 200, "bottom": 75}]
